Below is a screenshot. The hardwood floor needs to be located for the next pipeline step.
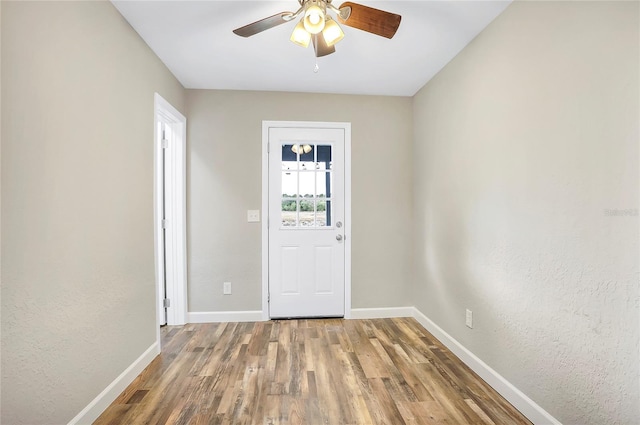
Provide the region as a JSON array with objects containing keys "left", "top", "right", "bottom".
[{"left": 94, "top": 318, "right": 531, "bottom": 425}]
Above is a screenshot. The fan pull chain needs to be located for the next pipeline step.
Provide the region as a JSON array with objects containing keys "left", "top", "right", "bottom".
[{"left": 314, "top": 61, "right": 319, "bottom": 73}]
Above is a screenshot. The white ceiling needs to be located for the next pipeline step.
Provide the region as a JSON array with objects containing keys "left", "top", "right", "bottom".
[{"left": 112, "top": 1, "right": 511, "bottom": 97}]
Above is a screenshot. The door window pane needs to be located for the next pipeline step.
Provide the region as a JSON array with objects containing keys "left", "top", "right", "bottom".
[
  {"left": 282, "top": 172, "right": 297, "bottom": 198},
  {"left": 299, "top": 198, "right": 315, "bottom": 227},
  {"left": 316, "top": 172, "right": 332, "bottom": 198},
  {"left": 316, "top": 145, "right": 332, "bottom": 167},
  {"left": 298, "top": 172, "right": 315, "bottom": 198},
  {"left": 299, "top": 144, "right": 314, "bottom": 167},
  {"left": 282, "top": 144, "right": 298, "bottom": 169},
  {"left": 322, "top": 200, "right": 332, "bottom": 227},
  {"left": 316, "top": 199, "right": 328, "bottom": 226},
  {"left": 281, "top": 200, "right": 297, "bottom": 227}
]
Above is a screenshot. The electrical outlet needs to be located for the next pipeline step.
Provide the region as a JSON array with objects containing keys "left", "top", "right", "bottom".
[
  {"left": 223, "top": 281, "right": 232, "bottom": 295},
  {"left": 465, "top": 309, "right": 473, "bottom": 328}
]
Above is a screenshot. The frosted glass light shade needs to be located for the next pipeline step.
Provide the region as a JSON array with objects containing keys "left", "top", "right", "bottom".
[
  {"left": 290, "top": 21, "right": 311, "bottom": 47},
  {"left": 322, "top": 18, "right": 344, "bottom": 46},
  {"left": 303, "top": 4, "right": 325, "bottom": 34}
]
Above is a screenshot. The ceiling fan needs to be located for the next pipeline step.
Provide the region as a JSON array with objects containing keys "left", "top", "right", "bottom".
[{"left": 233, "top": 0, "right": 401, "bottom": 58}]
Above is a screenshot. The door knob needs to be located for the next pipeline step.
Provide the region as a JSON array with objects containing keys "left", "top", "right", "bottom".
[{"left": 336, "top": 234, "right": 343, "bottom": 242}]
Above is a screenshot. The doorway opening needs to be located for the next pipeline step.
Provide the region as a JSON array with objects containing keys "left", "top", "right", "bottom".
[
  {"left": 154, "top": 93, "right": 187, "bottom": 340},
  {"left": 261, "top": 121, "right": 352, "bottom": 320}
]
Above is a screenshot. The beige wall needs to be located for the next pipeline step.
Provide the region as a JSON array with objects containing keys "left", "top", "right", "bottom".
[
  {"left": 412, "top": 1, "right": 639, "bottom": 424},
  {"left": 186, "top": 90, "right": 413, "bottom": 312},
  {"left": 1, "top": 2, "right": 184, "bottom": 424},
  {"left": 3, "top": 1, "right": 638, "bottom": 424}
]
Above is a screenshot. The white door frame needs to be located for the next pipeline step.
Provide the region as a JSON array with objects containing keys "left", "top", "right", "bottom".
[
  {"left": 154, "top": 93, "right": 187, "bottom": 335},
  {"left": 261, "top": 121, "right": 352, "bottom": 321}
]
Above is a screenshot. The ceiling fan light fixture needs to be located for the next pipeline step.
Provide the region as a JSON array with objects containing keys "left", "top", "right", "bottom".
[
  {"left": 322, "top": 17, "right": 344, "bottom": 47},
  {"left": 232, "top": 1, "right": 402, "bottom": 58},
  {"left": 290, "top": 20, "right": 311, "bottom": 47},
  {"left": 303, "top": 2, "right": 325, "bottom": 34}
]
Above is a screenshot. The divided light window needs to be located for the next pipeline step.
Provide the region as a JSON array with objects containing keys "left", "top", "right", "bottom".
[{"left": 281, "top": 143, "right": 333, "bottom": 228}]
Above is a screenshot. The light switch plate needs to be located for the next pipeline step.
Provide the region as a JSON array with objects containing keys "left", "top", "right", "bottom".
[{"left": 247, "top": 210, "right": 260, "bottom": 222}]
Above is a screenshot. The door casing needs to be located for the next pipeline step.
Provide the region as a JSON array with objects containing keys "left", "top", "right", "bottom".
[
  {"left": 261, "top": 121, "right": 352, "bottom": 320},
  {"left": 154, "top": 93, "right": 187, "bottom": 338}
]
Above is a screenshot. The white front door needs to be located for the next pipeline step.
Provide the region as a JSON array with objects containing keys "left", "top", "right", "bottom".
[{"left": 268, "top": 126, "right": 347, "bottom": 318}]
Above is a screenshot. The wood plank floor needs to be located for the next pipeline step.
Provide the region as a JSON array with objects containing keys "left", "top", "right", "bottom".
[{"left": 94, "top": 318, "right": 531, "bottom": 425}]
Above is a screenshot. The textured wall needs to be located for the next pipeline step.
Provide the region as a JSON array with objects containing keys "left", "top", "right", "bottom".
[
  {"left": 186, "top": 90, "right": 413, "bottom": 312},
  {"left": 412, "top": 1, "right": 639, "bottom": 424},
  {"left": 1, "top": 2, "right": 184, "bottom": 423}
]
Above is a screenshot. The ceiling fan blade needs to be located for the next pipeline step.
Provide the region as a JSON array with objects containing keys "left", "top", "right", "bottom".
[
  {"left": 233, "top": 12, "right": 291, "bottom": 37},
  {"left": 313, "top": 34, "right": 336, "bottom": 57},
  {"left": 337, "top": 2, "right": 401, "bottom": 39}
]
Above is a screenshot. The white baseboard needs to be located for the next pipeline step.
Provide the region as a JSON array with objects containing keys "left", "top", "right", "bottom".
[
  {"left": 351, "top": 307, "right": 415, "bottom": 319},
  {"left": 188, "top": 308, "right": 414, "bottom": 323},
  {"left": 188, "top": 310, "right": 263, "bottom": 323},
  {"left": 68, "top": 342, "right": 160, "bottom": 425},
  {"left": 411, "top": 307, "right": 561, "bottom": 425}
]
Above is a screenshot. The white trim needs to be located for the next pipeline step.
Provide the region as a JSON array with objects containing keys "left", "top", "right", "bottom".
[
  {"left": 350, "top": 307, "right": 414, "bottom": 319},
  {"left": 411, "top": 307, "right": 561, "bottom": 425},
  {"left": 154, "top": 93, "right": 187, "bottom": 329},
  {"left": 261, "top": 124, "right": 270, "bottom": 321},
  {"left": 154, "top": 97, "right": 166, "bottom": 331},
  {"left": 188, "top": 311, "right": 264, "bottom": 323},
  {"left": 67, "top": 342, "right": 159, "bottom": 425},
  {"left": 261, "top": 121, "right": 352, "bottom": 320},
  {"left": 343, "top": 123, "right": 352, "bottom": 319}
]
